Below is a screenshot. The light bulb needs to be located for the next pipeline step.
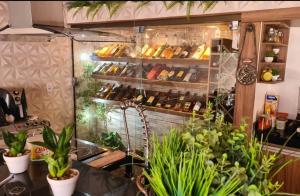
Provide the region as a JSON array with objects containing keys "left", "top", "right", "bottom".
[{"left": 80, "top": 53, "right": 90, "bottom": 61}]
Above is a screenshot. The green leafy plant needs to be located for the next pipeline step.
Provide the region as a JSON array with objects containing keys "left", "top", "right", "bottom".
[
  {"left": 2, "top": 131, "right": 27, "bottom": 157},
  {"left": 31, "top": 125, "right": 74, "bottom": 179},
  {"left": 272, "top": 68, "right": 280, "bottom": 76},
  {"left": 88, "top": 131, "right": 124, "bottom": 150},
  {"left": 67, "top": 1, "right": 218, "bottom": 19},
  {"left": 76, "top": 62, "right": 111, "bottom": 124},
  {"left": 143, "top": 102, "right": 298, "bottom": 195},
  {"left": 265, "top": 51, "right": 275, "bottom": 57}
]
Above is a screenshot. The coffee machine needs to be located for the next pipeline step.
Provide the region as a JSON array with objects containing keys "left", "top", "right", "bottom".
[{"left": 0, "top": 88, "right": 28, "bottom": 126}]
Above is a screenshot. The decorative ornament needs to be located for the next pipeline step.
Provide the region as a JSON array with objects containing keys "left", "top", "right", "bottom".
[{"left": 236, "top": 24, "right": 258, "bottom": 85}]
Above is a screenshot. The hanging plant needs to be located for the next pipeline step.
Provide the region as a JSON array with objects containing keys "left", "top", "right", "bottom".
[{"left": 67, "top": 1, "right": 218, "bottom": 19}]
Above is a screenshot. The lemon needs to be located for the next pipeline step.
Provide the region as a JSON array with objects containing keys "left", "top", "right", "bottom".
[{"left": 262, "top": 70, "right": 273, "bottom": 81}]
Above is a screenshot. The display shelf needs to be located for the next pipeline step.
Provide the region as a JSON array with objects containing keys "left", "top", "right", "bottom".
[
  {"left": 262, "top": 42, "right": 288, "bottom": 47},
  {"left": 92, "top": 74, "right": 208, "bottom": 88},
  {"left": 260, "top": 62, "right": 286, "bottom": 65},
  {"left": 90, "top": 55, "right": 209, "bottom": 66},
  {"left": 258, "top": 21, "right": 290, "bottom": 83},
  {"left": 91, "top": 97, "right": 202, "bottom": 118},
  {"left": 257, "top": 80, "right": 284, "bottom": 84},
  {"left": 263, "top": 21, "right": 290, "bottom": 29}
]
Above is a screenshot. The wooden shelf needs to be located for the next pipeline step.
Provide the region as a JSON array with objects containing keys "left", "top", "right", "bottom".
[
  {"left": 260, "top": 62, "right": 286, "bottom": 65},
  {"left": 257, "top": 80, "right": 284, "bottom": 84},
  {"left": 90, "top": 55, "right": 209, "bottom": 66},
  {"left": 92, "top": 74, "right": 208, "bottom": 88},
  {"left": 264, "top": 21, "right": 290, "bottom": 29},
  {"left": 262, "top": 42, "right": 288, "bottom": 47},
  {"left": 91, "top": 97, "right": 202, "bottom": 118}
]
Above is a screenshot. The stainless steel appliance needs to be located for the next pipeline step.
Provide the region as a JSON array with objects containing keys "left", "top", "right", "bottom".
[{"left": 0, "top": 88, "right": 28, "bottom": 126}]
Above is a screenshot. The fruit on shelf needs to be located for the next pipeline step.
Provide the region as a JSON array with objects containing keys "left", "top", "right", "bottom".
[{"left": 261, "top": 68, "right": 273, "bottom": 82}]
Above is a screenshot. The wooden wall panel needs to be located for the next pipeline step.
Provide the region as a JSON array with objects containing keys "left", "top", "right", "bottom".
[
  {"left": 242, "top": 7, "right": 300, "bottom": 22},
  {"left": 272, "top": 154, "right": 300, "bottom": 194},
  {"left": 234, "top": 22, "right": 262, "bottom": 133}
]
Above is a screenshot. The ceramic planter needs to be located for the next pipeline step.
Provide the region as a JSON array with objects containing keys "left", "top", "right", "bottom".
[
  {"left": 3, "top": 151, "right": 30, "bottom": 174},
  {"left": 272, "top": 75, "right": 280, "bottom": 81},
  {"left": 47, "top": 169, "right": 79, "bottom": 196},
  {"left": 265, "top": 57, "right": 274, "bottom": 63}
]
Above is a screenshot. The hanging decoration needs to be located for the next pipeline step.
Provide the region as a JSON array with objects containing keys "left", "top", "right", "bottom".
[{"left": 236, "top": 24, "right": 258, "bottom": 85}]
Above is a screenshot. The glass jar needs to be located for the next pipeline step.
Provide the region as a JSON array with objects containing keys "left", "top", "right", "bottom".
[{"left": 267, "top": 28, "right": 275, "bottom": 42}]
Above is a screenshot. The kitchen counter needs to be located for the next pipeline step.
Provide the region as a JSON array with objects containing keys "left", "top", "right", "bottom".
[{"left": 0, "top": 160, "right": 138, "bottom": 196}]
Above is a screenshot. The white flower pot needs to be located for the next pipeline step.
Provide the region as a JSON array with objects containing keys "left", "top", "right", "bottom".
[
  {"left": 272, "top": 75, "right": 280, "bottom": 81},
  {"left": 3, "top": 151, "right": 30, "bottom": 174},
  {"left": 47, "top": 169, "right": 79, "bottom": 196},
  {"left": 264, "top": 57, "right": 274, "bottom": 63}
]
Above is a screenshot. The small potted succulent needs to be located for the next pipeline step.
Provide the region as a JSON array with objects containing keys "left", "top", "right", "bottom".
[
  {"left": 264, "top": 51, "right": 275, "bottom": 63},
  {"left": 2, "top": 130, "right": 30, "bottom": 174},
  {"left": 272, "top": 68, "right": 280, "bottom": 81},
  {"left": 31, "top": 125, "right": 78, "bottom": 196}
]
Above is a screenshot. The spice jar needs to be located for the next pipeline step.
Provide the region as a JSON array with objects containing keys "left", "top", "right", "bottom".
[{"left": 276, "top": 112, "right": 288, "bottom": 130}]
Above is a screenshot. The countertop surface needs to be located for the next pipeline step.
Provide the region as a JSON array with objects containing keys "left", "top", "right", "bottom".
[{"left": 0, "top": 160, "right": 138, "bottom": 196}]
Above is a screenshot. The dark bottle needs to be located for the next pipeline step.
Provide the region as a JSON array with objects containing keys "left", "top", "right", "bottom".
[
  {"left": 96, "top": 83, "right": 109, "bottom": 97},
  {"left": 126, "top": 66, "right": 136, "bottom": 77},
  {"left": 119, "top": 86, "right": 132, "bottom": 101},
  {"left": 189, "top": 70, "right": 201, "bottom": 83},
  {"left": 100, "top": 83, "right": 115, "bottom": 99},
  {"left": 93, "top": 63, "right": 106, "bottom": 74},
  {"left": 145, "top": 91, "right": 159, "bottom": 106},
  {"left": 114, "top": 85, "right": 129, "bottom": 101},
  {"left": 183, "top": 93, "right": 196, "bottom": 112},
  {"left": 147, "top": 64, "right": 163, "bottom": 80},
  {"left": 174, "top": 91, "right": 190, "bottom": 111},
  {"left": 142, "top": 64, "right": 153, "bottom": 78},
  {"left": 124, "top": 87, "right": 136, "bottom": 100},
  {"left": 164, "top": 90, "right": 176, "bottom": 109},
  {"left": 155, "top": 90, "right": 170, "bottom": 108},
  {"left": 106, "top": 84, "right": 123, "bottom": 100},
  {"left": 174, "top": 68, "right": 186, "bottom": 81},
  {"left": 192, "top": 94, "right": 203, "bottom": 113},
  {"left": 179, "top": 45, "right": 192, "bottom": 58},
  {"left": 183, "top": 68, "right": 196, "bottom": 82},
  {"left": 134, "top": 89, "right": 146, "bottom": 104},
  {"left": 119, "top": 64, "right": 129, "bottom": 76},
  {"left": 157, "top": 65, "right": 170, "bottom": 81},
  {"left": 99, "top": 63, "right": 112, "bottom": 75}
]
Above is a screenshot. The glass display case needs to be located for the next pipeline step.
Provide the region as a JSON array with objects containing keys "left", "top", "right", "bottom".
[{"left": 73, "top": 22, "right": 239, "bottom": 155}]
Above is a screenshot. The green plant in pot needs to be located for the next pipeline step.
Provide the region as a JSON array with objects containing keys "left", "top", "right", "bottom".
[
  {"left": 31, "top": 125, "right": 78, "bottom": 196},
  {"left": 2, "top": 130, "right": 30, "bottom": 174},
  {"left": 140, "top": 103, "right": 297, "bottom": 195},
  {"left": 272, "top": 68, "right": 280, "bottom": 81},
  {"left": 265, "top": 51, "right": 275, "bottom": 63}
]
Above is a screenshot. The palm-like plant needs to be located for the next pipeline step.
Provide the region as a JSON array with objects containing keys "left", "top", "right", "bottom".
[
  {"left": 31, "top": 125, "right": 74, "bottom": 179},
  {"left": 2, "top": 130, "right": 27, "bottom": 157},
  {"left": 66, "top": 1, "right": 218, "bottom": 19}
]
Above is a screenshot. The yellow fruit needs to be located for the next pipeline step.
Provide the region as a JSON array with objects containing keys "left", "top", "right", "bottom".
[{"left": 262, "top": 70, "right": 273, "bottom": 81}]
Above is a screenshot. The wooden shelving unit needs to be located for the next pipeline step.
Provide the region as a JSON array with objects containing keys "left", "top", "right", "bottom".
[
  {"left": 90, "top": 55, "right": 209, "bottom": 67},
  {"left": 91, "top": 97, "right": 203, "bottom": 118},
  {"left": 258, "top": 21, "right": 290, "bottom": 84},
  {"left": 92, "top": 74, "right": 208, "bottom": 88}
]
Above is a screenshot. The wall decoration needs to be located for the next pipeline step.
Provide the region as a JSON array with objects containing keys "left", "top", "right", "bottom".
[
  {"left": 66, "top": 1, "right": 217, "bottom": 19},
  {"left": 0, "top": 36, "right": 73, "bottom": 132}
]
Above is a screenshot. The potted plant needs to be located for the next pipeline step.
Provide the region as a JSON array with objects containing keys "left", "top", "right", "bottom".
[
  {"left": 265, "top": 51, "right": 275, "bottom": 63},
  {"left": 272, "top": 68, "right": 280, "bottom": 81},
  {"left": 31, "top": 125, "right": 79, "bottom": 196},
  {"left": 138, "top": 103, "right": 297, "bottom": 195},
  {"left": 2, "top": 130, "right": 30, "bottom": 174}
]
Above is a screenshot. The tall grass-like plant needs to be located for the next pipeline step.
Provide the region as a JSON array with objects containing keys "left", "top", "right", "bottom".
[{"left": 143, "top": 103, "right": 298, "bottom": 195}]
